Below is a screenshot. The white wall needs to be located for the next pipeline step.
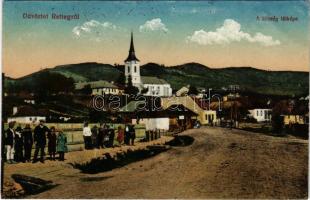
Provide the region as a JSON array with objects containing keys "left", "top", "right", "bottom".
[
  {"left": 248, "top": 109, "right": 272, "bottom": 122},
  {"left": 125, "top": 60, "right": 141, "bottom": 87},
  {"left": 7, "top": 116, "right": 46, "bottom": 124},
  {"left": 143, "top": 84, "right": 172, "bottom": 97},
  {"left": 92, "top": 88, "right": 121, "bottom": 95},
  {"left": 132, "top": 118, "right": 169, "bottom": 131}
]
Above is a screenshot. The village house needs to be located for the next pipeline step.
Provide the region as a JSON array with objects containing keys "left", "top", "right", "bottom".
[
  {"left": 119, "top": 101, "right": 197, "bottom": 131},
  {"left": 248, "top": 108, "right": 272, "bottom": 122},
  {"left": 7, "top": 106, "right": 46, "bottom": 124},
  {"left": 75, "top": 80, "right": 123, "bottom": 96},
  {"left": 161, "top": 96, "right": 217, "bottom": 125},
  {"left": 283, "top": 114, "right": 306, "bottom": 125},
  {"left": 124, "top": 32, "right": 172, "bottom": 97}
]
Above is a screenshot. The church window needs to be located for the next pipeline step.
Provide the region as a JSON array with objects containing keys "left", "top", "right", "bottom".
[{"left": 134, "top": 66, "right": 137, "bottom": 73}]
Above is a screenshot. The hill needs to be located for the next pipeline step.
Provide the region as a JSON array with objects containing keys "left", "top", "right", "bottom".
[{"left": 4, "top": 62, "right": 309, "bottom": 96}]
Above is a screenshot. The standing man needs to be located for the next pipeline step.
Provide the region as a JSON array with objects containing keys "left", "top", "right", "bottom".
[
  {"left": 83, "top": 122, "right": 92, "bottom": 150},
  {"left": 22, "top": 124, "right": 33, "bottom": 162},
  {"left": 5, "top": 121, "right": 16, "bottom": 164},
  {"left": 33, "top": 120, "right": 49, "bottom": 163}
]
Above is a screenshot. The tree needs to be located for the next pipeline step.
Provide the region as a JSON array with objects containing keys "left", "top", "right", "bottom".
[
  {"left": 34, "top": 72, "right": 75, "bottom": 102},
  {"left": 116, "top": 73, "right": 126, "bottom": 86},
  {"left": 141, "top": 87, "right": 149, "bottom": 94},
  {"left": 124, "top": 75, "right": 139, "bottom": 95},
  {"left": 188, "top": 85, "right": 199, "bottom": 95},
  {"left": 80, "top": 84, "right": 92, "bottom": 95}
]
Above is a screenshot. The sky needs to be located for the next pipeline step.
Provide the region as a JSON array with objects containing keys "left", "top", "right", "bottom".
[{"left": 3, "top": 1, "right": 310, "bottom": 78}]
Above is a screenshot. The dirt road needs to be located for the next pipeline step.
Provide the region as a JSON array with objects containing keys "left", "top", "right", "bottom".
[{"left": 4, "top": 127, "right": 308, "bottom": 198}]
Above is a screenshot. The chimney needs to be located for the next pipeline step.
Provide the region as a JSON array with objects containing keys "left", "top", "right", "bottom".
[{"left": 13, "top": 106, "right": 18, "bottom": 115}]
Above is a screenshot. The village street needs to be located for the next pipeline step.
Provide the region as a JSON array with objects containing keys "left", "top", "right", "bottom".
[{"left": 3, "top": 127, "right": 308, "bottom": 199}]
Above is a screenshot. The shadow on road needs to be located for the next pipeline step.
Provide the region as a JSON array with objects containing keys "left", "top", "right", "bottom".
[
  {"left": 11, "top": 174, "right": 59, "bottom": 196},
  {"left": 70, "top": 145, "right": 169, "bottom": 174},
  {"left": 165, "top": 135, "right": 195, "bottom": 147}
]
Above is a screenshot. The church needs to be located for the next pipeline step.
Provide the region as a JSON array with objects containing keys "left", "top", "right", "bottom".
[{"left": 124, "top": 32, "right": 172, "bottom": 97}]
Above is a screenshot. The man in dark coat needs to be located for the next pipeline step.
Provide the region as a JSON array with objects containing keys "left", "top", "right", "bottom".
[
  {"left": 91, "top": 125, "right": 98, "bottom": 149},
  {"left": 108, "top": 127, "right": 115, "bottom": 148},
  {"left": 14, "top": 126, "right": 24, "bottom": 162},
  {"left": 22, "top": 124, "right": 33, "bottom": 162},
  {"left": 33, "top": 120, "right": 49, "bottom": 163}
]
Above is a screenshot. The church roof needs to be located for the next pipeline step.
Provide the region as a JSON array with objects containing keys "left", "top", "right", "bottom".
[
  {"left": 125, "top": 32, "right": 140, "bottom": 62},
  {"left": 141, "top": 76, "right": 169, "bottom": 85}
]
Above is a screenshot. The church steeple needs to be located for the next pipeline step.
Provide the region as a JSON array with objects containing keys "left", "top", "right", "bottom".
[{"left": 125, "top": 32, "right": 140, "bottom": 62}]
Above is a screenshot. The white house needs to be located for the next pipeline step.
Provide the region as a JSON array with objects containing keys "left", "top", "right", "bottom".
[
  {"left": 124, "top": 32, "right": 172, "bottom": 97},
  {"left": 75, "top": 80, "right": 123, "bottom": 96},
  {"left": 132, "top": 118, "right": 170, "bottom": 131},
  {"left": 248, "top": 109, "right": 272, "bottom": 122},
  {"left": 8, "top": 106, "right": 46, "bottom": 124}
]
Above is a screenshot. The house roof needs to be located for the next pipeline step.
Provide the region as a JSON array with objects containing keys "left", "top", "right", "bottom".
[
  {"left": 75, "top": 80, "right": 118, "bottom": 90},
  {"left": 124, "top": 32, "right": 140, "bottom": 62},
  {"left": 12, "top": 106, "right": 48, "bottom": 117},
  {"left": 120, "top": 103, "right": 197, "bottom": 119},
  {"left": 119, "top": 101, "right": 146, "bottom": 112},
  {"left": 141, "top": 76, "right": 168, "bottom": 85}
]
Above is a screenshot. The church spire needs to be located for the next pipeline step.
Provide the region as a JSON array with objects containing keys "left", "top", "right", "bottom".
[{"left": 125, "top": 31, "right": 139, "bottom": 62}]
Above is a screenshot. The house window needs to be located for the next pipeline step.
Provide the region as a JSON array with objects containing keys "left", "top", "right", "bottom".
[{"left": 257, "top": 110, "right": 259, "bottom": 116}]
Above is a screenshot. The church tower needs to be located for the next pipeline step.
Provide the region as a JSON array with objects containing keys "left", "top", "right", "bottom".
[{"left": 124, "top": 32, "right": 141, "bottom": 87}]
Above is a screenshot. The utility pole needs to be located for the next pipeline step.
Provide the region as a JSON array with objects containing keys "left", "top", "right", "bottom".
[{"left": 229, "top": 85, "right": 239, "bottom": 129}]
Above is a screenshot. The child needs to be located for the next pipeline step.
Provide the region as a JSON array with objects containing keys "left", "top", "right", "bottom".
[
  {"left": 47, "top": 127, "right": 57, "bottom": 160},
  {"left": 116, "top": 126, "right": 124, "bottom": 145},
  {"left": 56, "top": 130, "right": 68, "bottom": 161}
]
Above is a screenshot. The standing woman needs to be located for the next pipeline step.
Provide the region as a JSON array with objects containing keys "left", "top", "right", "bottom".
[
  {"left": 22, "top": 124, "right": 33, "bottom": 162},
  {"left": 14, "top": 126, "right": 24, "bottom": 162},
  {"left": 47, "top": 127, "right": 57, "bottom": 160},
  {"left": 56, "top": 130, "right": 68, "bottom": 161},
  {"left": 116, "top": 126, "right": 124, "bottom": 145},
  {"left": 129, "top": 125, "right": 136, "bottom": 146}
]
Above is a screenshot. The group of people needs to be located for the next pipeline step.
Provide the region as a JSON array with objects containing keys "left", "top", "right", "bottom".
[
  {"left": 4, "top": 120, "right": 68, "bottom": 164},
  {"left": 4, "top": 120, "right": 138, "bottom": 164},
  {"left": 83, "top": 122, "right": 136, "bottom": 150}
]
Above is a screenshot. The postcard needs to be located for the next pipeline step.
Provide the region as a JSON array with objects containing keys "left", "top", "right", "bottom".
[{"left": 1, "top": 0, "right": 309, "bottom": 199}]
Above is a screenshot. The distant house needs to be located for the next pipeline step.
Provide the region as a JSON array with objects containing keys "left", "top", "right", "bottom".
[
  {"left": 17, "top": 91, "right": 36, "bottom": 104},
  {"left": 124, "top": 32, "right": 172, "bottom": 97},
  {"left": 273, "top": 99, "right": 308, "bottom": 125},
  {"left": 283, "top": 114, "right": 306, "bottom": 125},
  {"left": 75, "top": 80, "right": 123, "bottom": 96},
  {"left": 248, "top": 109, "right": 272, "bottom": 122},
  {"left": 141, "top": 76, "right": 172, "bottom": 97},
  {"left": 7, "top": 106, "right": 46, "bottom": 124}
]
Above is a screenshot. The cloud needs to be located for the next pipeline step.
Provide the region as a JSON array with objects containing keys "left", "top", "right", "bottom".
[
  {"left": 139, "top": 18, "right": 168, "bottom": 33},
  {"left": 72, "top": 20, "right": 117, "bottom": 38},
  {"left": 186, "top": 19, "right": 280, "bottom": 46}
]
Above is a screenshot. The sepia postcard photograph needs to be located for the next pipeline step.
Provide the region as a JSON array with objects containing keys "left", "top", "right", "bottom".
[{"left": 1, "top": 0, "right": 309, "bottom": 199}]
